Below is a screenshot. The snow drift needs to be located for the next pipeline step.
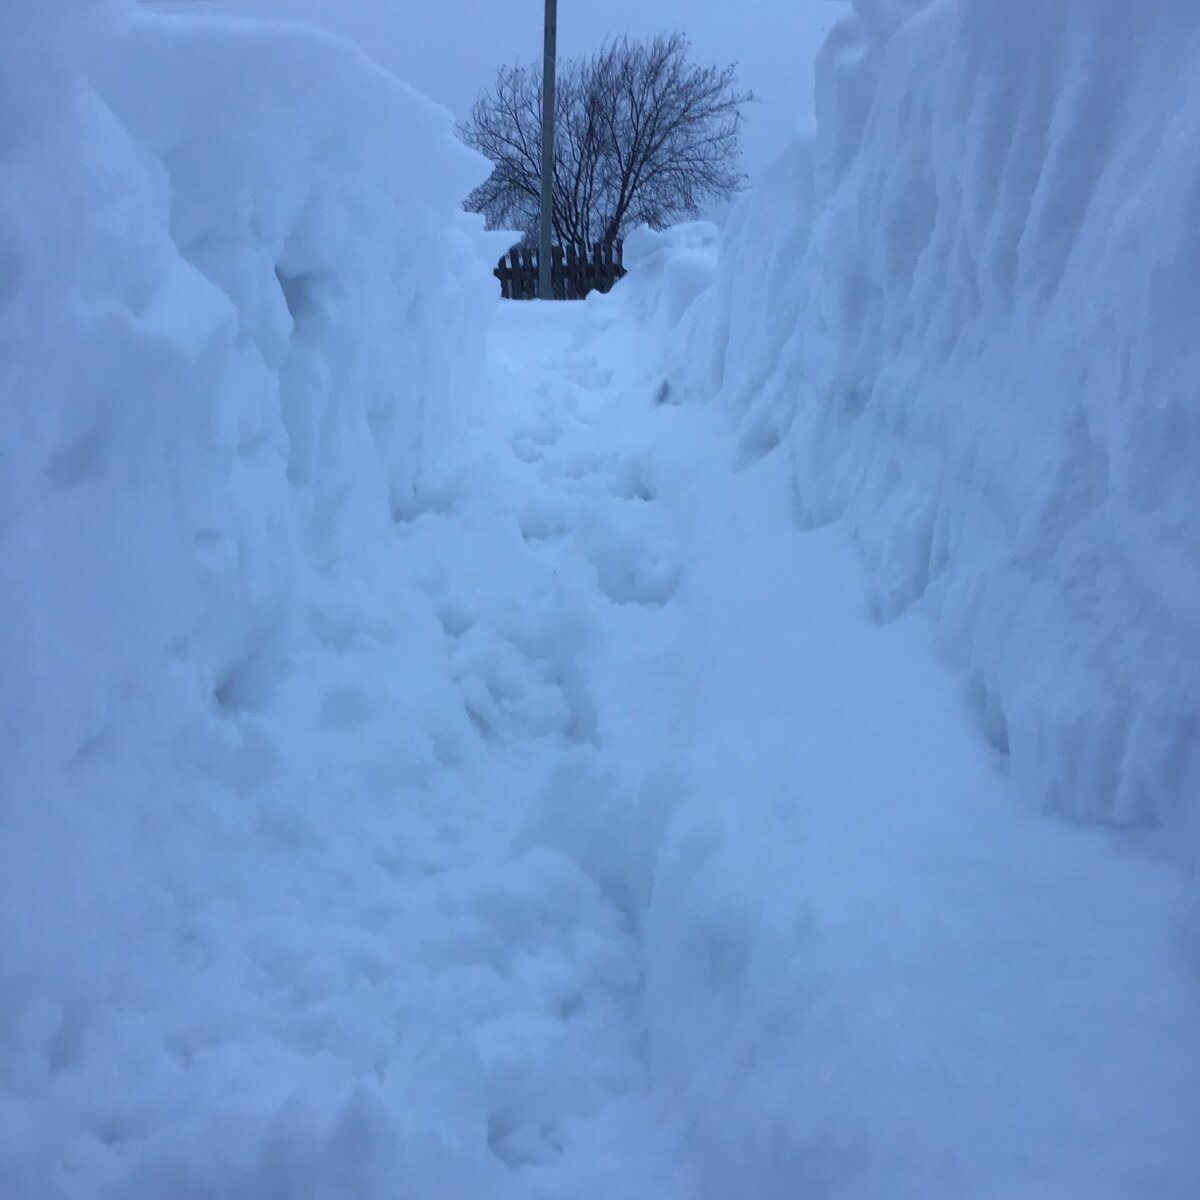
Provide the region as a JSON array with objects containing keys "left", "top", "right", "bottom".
[
  {"left": 0, "top": 3, "right": 505, "bottom": 1194},
  {"left": 593, "top": 7, "right": 1200, "bottom": 1193},
  {"left": 5, "top": 0, "right": 1198, "bottom": 1196},
  {"left": 564, "top": 218, "right": 1200, "bottom": 1199},
  {"left": 674, "top": 0, "right": 1200, "bottom": 852},
  {"left": 0, "top": 1, "right": 492, "bottom": 796}
]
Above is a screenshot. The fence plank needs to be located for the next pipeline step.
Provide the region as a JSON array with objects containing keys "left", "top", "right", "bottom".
[
  {"left": 512, "top": 247, "right": 523, "bottom": 299},
  {"left": 565, "top": 243, "right": 578, "bottom": 300},
  {"left": 551, "top": 243, "right": 565, "bottom": 300},
  {"left": 519, "top": 246, "right": 533, "bottom": 299}
]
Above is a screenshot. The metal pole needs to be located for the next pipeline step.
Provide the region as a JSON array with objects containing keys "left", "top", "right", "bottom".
[{"left": 539, "top": 0, "right": 557, "bottom": 300}]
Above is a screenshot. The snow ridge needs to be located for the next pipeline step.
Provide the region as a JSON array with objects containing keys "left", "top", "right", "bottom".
[
  {"left": 681, "top": 0, "right": 1200, "bottom": 852},
  {"left": 1, "top": 3, "right": 495, "bottom": 809}
]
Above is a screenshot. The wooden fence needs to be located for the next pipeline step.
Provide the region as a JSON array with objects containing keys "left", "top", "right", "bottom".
[{"left": 495, "top": 240, "right": 626, "bottom": 300}]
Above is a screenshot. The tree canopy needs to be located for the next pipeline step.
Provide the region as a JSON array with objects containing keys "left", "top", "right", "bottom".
[{"left": 460, "top": 34, "right": 753, "bottom": 247}]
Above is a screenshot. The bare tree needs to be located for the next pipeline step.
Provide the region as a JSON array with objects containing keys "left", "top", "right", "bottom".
[{"left": 460, "top": 34, "right": 752, "bottom": 246}]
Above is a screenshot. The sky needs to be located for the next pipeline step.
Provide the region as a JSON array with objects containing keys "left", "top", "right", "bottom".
[{"left": 157, "top": 1, "right": 846, "bottom": 183}]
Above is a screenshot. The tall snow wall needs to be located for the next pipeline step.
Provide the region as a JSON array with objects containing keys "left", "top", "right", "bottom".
[
  {"left": 0, "top": 14, "right": 498, "bottom": 1189},
  {"left": 0, "top": 0, "right": 494, "bottom": 805},
  {"left": 682, "top": 0, "right": 1200, "bottom": 852}
]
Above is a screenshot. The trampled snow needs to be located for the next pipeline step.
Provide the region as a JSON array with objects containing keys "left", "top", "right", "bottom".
[
  {"left": 2, "top": 1, "right": 1199, "bottom": 1198},
  {"left": 568, "top": 237, "right": 1200, "bottom": 1198}
]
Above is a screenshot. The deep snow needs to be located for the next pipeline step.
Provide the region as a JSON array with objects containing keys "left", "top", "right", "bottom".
[
  {"left": 676, "top": 0, "right": 1200, "bottom": 851},
  {"left": 538, "top": 267, "right": 1200, "bottom": 1199},
  {"left": 3, "top": 1, "right": 1200, "bottom": 1198},
  {"left": 6, "top": 263, "right": 1199, "bottom": 1197}
]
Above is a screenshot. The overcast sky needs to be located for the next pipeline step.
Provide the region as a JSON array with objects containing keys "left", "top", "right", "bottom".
[{"left": 165, "top": 1, "right": 844, "bottom": 182}]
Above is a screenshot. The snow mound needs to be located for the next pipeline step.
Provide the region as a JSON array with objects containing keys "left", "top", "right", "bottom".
[
  {"left": 0, "top": 4, "right": 518, "bottom": 1195},
  {"left": 1, "top": 1, "right": 494, "bottom": 805},
  {"left": 679, "top": 0, "right": 1200, "bottom": 851}
]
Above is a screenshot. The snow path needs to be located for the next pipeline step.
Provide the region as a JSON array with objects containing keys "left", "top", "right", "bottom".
[
  {"left": 479, "top": 297, "right": 1200, "bottom": 1198},
  {"left": 8, "top": 7, "right": 1199, "bottom": 1196},
  {"left": 65, "top": 291, "right": 1193, "bottom": 1198}
]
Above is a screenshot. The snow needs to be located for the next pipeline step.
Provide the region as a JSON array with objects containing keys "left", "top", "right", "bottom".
[
  {"left": 535, "top": 273, "right": 1200, "bottom": 1199},
  {"left": 3, "top": 1, "right": 1199, "bottom": 1198},
  {"left": 0, "top": 0, "right": 497, "bottom": 796},
  {"left": 675, "top": 0, "right": 1200, "bottom": 853},
  {"left": 0, "top": 2, "right": 523, "bottom": 1194}
]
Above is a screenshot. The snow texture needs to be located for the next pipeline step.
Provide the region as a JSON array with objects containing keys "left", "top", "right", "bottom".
[
  {"left": 1, "top": 0, "right": 493, "bottom": 798},
  {"left": 0, "top": 4, "right": 525, "bottom": 1196},
  {"left": 3, "top": 2, "right": 1199, "bottom": 1198},
  {"left": 585, "top": 227, "right": 1200, "bottom": 1200},
  {"left": 2, "top": 0, "right": 499, "bottom": 781},
  {"left": 676, "top": 0, "right": 1200, "bottom": 854}
]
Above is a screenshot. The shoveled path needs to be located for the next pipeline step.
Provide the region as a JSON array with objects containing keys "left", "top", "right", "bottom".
[{"left": 488, "top": 293, "right": 1200, "bottom": 1199}]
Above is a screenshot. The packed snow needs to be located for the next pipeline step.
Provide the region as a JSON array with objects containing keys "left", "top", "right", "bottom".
[{"left": 2, "top": 2, "right": 1198, "bottom": 1199}]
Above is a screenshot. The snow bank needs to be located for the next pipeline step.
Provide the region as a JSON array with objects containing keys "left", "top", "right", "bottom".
[
  {"left": 677, "top": 0, "right": 1200, "bottom": 851},
  {"left": 0, "top": 3, "right": 504, "bottom": 1194},
  {"left": 563, "top": 239, "right": 1200, "bottom": 1197},
  {"left": 0, "top": 1, "right": 494, "bottom": 805}
]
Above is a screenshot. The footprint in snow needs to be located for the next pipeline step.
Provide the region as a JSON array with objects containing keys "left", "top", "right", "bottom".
[
  {"left": 599, "top": 553, "right": 683, "bottom": 606},
  {"left": 569, "top": 359, "right": 613, "bottom": 391},
  {"left": 578, "top": 522, "right": 683, "bottom": 606},
  {"left": 435, "top": 598, "right": 474, "bottom": 639},
  {"left": 518, "top": 497, "right": 568, "bottom": 543},
  {"left": 512, "top": 416, "right": 563, "bottom": 463},
  {"left": 608, "top": 457, "right": 657, "bottom": 502}
]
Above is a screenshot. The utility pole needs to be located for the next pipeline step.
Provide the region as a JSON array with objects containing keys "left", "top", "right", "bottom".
[{"left": 539, "top": 0, "right": 557, "bottom": 300}]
